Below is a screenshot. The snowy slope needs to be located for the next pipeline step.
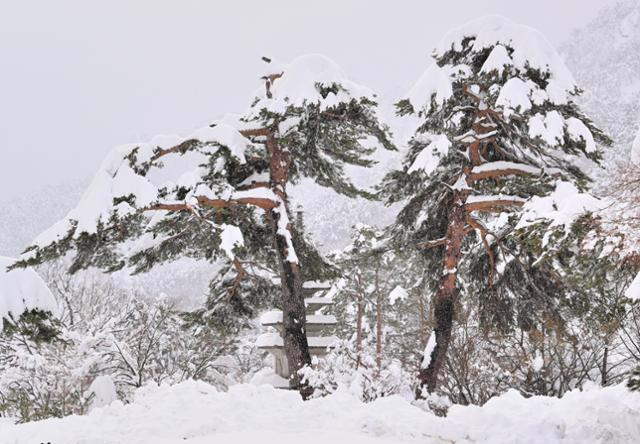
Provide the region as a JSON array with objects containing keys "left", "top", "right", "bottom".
[
  {"left": 561, "top": 0, "right": 640, "bottom": 164},
  {"left": 1, "top": 380, "right": 638, "bottom": 444},
  {"left": 0, "top": 179, "right": 86, "bottom": 257}
]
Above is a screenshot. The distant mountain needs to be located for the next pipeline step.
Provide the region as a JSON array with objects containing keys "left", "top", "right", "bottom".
[
  {"left": 0, "top": 179, "right": 87, "bottom": 257},
  {"left": 561, "top": 0, "right": 640, "bottom": 164}
]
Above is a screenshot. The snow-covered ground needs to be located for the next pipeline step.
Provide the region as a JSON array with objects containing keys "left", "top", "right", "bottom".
[{"left": 1, "top": 380, "right": 637, "bottom": 444}]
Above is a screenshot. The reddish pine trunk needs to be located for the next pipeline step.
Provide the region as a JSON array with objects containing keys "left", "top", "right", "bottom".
[
  {"left": 416, "top": 201, "right": 466, "bottom": 398},
  {"left": 415, "top": 101, "right": 494, "bottom": 398}
]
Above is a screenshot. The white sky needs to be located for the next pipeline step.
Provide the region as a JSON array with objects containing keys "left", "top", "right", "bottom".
[{"left": 0, "top": 0, "right": 610, "bottom": 201}]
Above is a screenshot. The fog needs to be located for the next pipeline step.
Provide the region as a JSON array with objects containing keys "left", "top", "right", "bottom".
[{"left": 0, "top": 0, "right": 609, "bottom": 201}]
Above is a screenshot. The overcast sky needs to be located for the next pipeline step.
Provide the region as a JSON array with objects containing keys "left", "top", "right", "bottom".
[{"left": 0, "top": 0, "right": 610, "bottom": 202}]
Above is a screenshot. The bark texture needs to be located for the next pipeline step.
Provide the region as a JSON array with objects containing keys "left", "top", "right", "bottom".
[
  {"left": 265, "top": 130, "right": 313, "bottom": 398},
  {"left": 417, "top": 201, "right": 467, "bottom": 397}
]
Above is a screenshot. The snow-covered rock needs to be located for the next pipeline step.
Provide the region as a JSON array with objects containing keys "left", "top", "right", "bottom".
[{"left": 87, "top": 375, "right": 118, "bottom": 410}]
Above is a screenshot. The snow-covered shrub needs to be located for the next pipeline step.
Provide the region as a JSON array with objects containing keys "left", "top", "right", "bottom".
[
  {"left": 628, "top": 366, "right": 640, "bottom": 391},
  {"left": 0, "top": 331, "right": 100, "bottom": 421},
  {"left": 438, "top": 298, "right": 637, "bottom": 404},
  {"left": 0, "top": 264, "right": 246, "bottom": 422},
  {"left": 300, "top": 336, "right": 413, "bottom": 402}
]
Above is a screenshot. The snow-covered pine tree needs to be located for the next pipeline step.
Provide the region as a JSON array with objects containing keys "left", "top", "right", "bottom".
[
  {"left": 1, "top": 256, "right": 58, "bottom": 342},
  {"left": 383, "top": 16, "right": 609, "bottom": 397},
  {"left": 329, "top": 224, "right": 415, "bottom": 369},
  {"left": 302, "top": 224, "right": 419, "bottom": 401},
  {"left": 13, "top": 55, "right": 392, "bottom": 397}
]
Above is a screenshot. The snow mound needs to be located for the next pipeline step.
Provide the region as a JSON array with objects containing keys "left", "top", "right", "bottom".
[
  {"left": 1, "top": 380, "right": 638, "bottom": 444},
  {"left": 0, "top": 256, "right": 57, "bottom": 329},
  {"left": 87, "top": 375, "right": 118, "bottom": 410},
  {"left": 446, "top": 383, "right": 640, "bottom": 443}
]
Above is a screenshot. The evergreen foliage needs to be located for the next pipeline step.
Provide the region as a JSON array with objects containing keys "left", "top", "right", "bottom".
[
  {"left": 12, "top": 54, "right": 392, "bottom": 396},
  {"left": 382, "top": 16, "right": 611, "bottom": 395}
]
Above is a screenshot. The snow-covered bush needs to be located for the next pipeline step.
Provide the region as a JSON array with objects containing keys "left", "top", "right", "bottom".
[
  {"left": 0, "top": 264, "right": 249, "bottom": 422},
  {"left": 0, "top": 331, "right": 98, "bottom": 421},
  {"left": 300, "top": 336, "right": 413, "bottom": 402},
  {"left": 438, "top": 294, "right": 639, "bottom": 404}
]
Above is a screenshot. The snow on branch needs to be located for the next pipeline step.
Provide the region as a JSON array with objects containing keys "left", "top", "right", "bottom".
[
  {"left": 24, "top": 121, "right": 261, "bottom": 264},
  {"left": 148, "top": 124, "right": 254, "bottom": 164},
  {"left": 435, "top": 15, "right": 577, "bottom": 105},
  {"left": 0, "top": 257, "right": 58, "bottom": 329},
  {"left": 247, "top": 54, "right": 376, "bottom": 118},
  {"left": 454, "top": 129, "right": 498, "bottom": 144},
  {"left": 465, "top": 194, "right": 526, "bottom": 213},
  {"left": 407, "top": 135, "right": 451, "bottom": 175},
  {"left": 417, "top": 237, "right": 447, "bottom": 249},
  {"left": 467, "top": 161, "right": 542, "bottom": 182},
  {"left": 515, "top": 181, "right": 604, "bottom": 246}
]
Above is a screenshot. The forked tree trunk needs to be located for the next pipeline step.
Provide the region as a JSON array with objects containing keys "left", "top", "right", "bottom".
[
  {"left": 415, "top": 93, "right": 498, "bottom": 398},
  {"left": 416, "top": 201, "right": 467, "bottom": 398},
  {"left": 265, "top": 130, "right": 312, "bottom": 399}
]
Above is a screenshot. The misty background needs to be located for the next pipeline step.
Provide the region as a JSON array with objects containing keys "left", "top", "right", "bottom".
[{"left": 1, "top": 0, "right": 637, "bottom": 261}]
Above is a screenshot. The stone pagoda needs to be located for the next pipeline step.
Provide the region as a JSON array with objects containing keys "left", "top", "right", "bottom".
[{"left": 256, "top": 281, "right": 337, "bottom": 386}]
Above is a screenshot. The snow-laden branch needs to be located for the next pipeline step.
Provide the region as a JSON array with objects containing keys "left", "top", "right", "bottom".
[
  {"left": 0, "top": 257, "right": 58, "bottom": 329},
  {"left": 465, "top": 194, "right": 526, "bottom": 213},
  {"left": 467, "top": 161, "right": 542, "bottom": 182}
]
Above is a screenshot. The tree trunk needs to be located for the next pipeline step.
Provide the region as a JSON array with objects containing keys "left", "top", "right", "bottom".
[
  {"left": 265, "top": 130, "right": 312, "bottom": 399},
  {"left": 416, "top": 201, "right": 467, "bottom": 398},
  {"left": 354, "top": 280, "right": 364, "bottom": 367},
  {"left": 374, "top": 268, "right": 383, "bottom": 372},
  {"left": 601, "top": 345, "right": 609, "bottom": 386},
  {"left": 376, "top": 292, "right": 383, "bottom": 372}
]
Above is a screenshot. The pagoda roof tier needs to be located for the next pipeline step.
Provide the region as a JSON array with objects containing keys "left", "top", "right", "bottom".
[
  {"left": 260, "top": 311, "right": 336, "bottom": 327},
  {"left": 256, "top": 333, "right": 338, "bottom": 349},
  {"left": 302, "top": 281, "right": 331, "bottom": 289}
]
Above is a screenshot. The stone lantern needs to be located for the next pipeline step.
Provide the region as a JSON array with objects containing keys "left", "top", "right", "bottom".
[{"left": 256, "top": 281, "right": 337, "bottom": 386}]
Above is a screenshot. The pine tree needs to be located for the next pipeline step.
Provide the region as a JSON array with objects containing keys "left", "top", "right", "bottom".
[
  {"left": 13, "top": 55, "right": 393, "bottom": 398},
  {"left": 329, "top": 224, "right": 425, "bottom": 373},
  {"left": 383, "top": 16, "right": 609, "bottom": 397},
  {"left": 628, "top": 366, "right": 640, "bottom": 392},
  {"left": 1, "top": 257, "right": 59, "bottom": 342}
]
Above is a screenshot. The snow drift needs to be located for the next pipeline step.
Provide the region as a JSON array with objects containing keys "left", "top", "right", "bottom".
[{"left": 0, "top": 380, "right": 637, "bottom": 444}]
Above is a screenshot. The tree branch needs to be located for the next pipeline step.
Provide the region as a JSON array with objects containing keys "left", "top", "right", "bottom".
[
  {"left": 146, "top": 193, "right": 277, "bottom": 214},
  {"left": 417, "top": 237, "right": 447, "bottom": 249},
  {"left": 465, "top": 198, "right": 525, "bottom": 213},
  {"left": 466, "top": 215, "right": 495, "bottom": 286},
  {"left": 467, "top": 161, "right": 542, "bottom": 183}
]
